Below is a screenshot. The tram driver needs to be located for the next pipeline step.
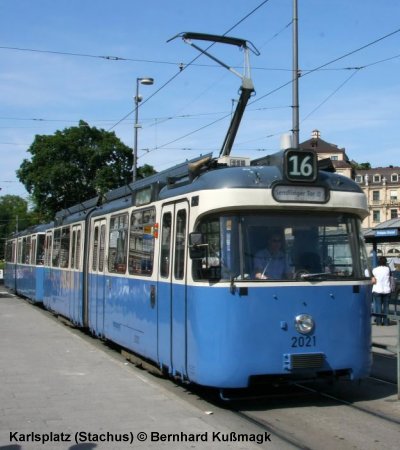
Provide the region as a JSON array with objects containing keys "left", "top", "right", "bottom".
[{"left": 253, "top": 230, "right": 290, "bottom": 280}]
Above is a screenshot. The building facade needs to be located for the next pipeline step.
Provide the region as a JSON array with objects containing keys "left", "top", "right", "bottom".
[
  {"left": 300, "top": 129, "right": 354, "bottom": 179},
  {"left": 355, "top": 168, "right": 400, "bottom": 228},
  {"left": 300, "top": 130, "right": 400, "bottom": 232}
]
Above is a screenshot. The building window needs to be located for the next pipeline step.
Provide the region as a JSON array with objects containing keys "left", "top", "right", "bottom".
[
  {"left": 355, "top": 175, "right": 363, "bottom": 183},
  {"left": 330, "top": 155, "right": 338, "bottom": 161},
  {"left": 372, "top": 191, "right": 380, "bottom": 202},
  {"left": 390, "top": 190, "right": 398, "bottom": 203},
  {"left": 390, "top": 209, "right": 398, "bottom": 219},
  {"left": 373, "top": 210, "right": 380, "bottom": 222},
  {"left": 373, "top": 174, "right": 381, "bottom": 183},
  {"left": 391, "top": 174, "right": 398, "bottom": 182}
]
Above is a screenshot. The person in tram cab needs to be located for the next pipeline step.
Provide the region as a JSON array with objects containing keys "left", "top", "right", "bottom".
[{"left": 254, "top": 230, "right": 290, "bottom": 280}]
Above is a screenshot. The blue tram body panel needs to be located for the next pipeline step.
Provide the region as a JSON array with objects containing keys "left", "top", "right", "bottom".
[
  {"left": 184, "top": 284, "right": 371, "bottom": 388},
  {"left": 43, "top": 268, "right": 84, "bottom": 325},
  {"left": 157, "top": 280, "right": 187, "bottom": 377},
  {"left": 16, "top": 265, "right": 44, "bottom": 302},
  {"left": 4, "top": 263, "right": 16, "bottom": 291},
  {"left": 88, "top": 275, "right": 158, "bottom": 363},
  {"left": 88, "top": 272, "right": 107, "bottom": 337},
  {"left": 35, "top": 267, "right": 44, "bottom": 302}
]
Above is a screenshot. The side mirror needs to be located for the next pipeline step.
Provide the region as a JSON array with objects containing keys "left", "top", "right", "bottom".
[{"left": 188, "top": 232, "right": 207, "bottom": 259}]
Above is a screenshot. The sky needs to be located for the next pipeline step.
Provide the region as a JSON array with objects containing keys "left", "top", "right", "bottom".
[{"left": 1, "top": 0, "right": 400, "bottom": 199}]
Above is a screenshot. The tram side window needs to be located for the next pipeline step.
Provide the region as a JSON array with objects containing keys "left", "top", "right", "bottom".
[
  {"left": 5, "top": 242, "right": 12, "bottom": 263},
  {"left": 52, "top": 229, "right": 61, "bottom": 266},
  {"left": 174, "top": 209, "right": 187, "bottom": 280},
  {"left": 31, "top": 237, "right": 37, "bottom": 266},
  {"left": 52, "top": 227, "right": 70, "bottom": 268},
  {"left": 160, "top": 212, "right": 172, "bottom": 278},
  {"left": 17, "top": 239, "right": 22, "bottom": 263},
  {"left": 59, "top": 227, "right": 70, "bottom": 268},
  {"left": 12, "top": 241, "right": 17, "bottom": 263},
  {"left": 129, "top": 207, "right": 155, "bottom": 276},
  {"left": 98, "top": 226, "right": 105, "bottom": 272},
  {"left": 20, "top": 238, "right": 24, "bottom": 263},
  {"left": 92, "top": 227, "right": 99, "bottom": 271},
  {"left": 192, "top": 217, "right": 223, "bottom": 280},
  {"left": 108, "top": 214, "right": 128, "bottom": 274},
  {"left": 44, "top": 234, "right": 52, "bottom": 267},
  {"left": 5, "top": 241, "right": 16, "bottom": 263},
  {"left": 357, "top": 223, "right": 370, "bottom": 277},
  {"left": 36, "top": 235, "right": 45, "bottom": 265},
  {"left": 71, "top": 230, "right": 76, "bottom": 269},
  {"left": 92, "top": 225, "right": 104, "bottom": 272},
  {"left": 22, "top": 236, "right": 31, "bottom": 264},
  {"left": 71, "top": 229, "right": 81, "bottom": 270}
]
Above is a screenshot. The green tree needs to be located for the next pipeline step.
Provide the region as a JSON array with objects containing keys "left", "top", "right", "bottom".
[
  {"left": 351, "top": 161, "right": 371, "bottom": 170},
  {"left": 17, "top": 120, "right": 156, "bottom": 220},
  {"left": 0, "top": 195, "right": 36, "bottom": 259}
]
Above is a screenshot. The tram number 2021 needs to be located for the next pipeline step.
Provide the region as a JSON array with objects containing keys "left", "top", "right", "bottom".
[{"left": 291, "top": 335, "right": 316, "bottom": 348}]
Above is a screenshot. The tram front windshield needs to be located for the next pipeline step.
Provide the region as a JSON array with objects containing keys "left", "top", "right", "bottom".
[{"left": 193, "top": 212, "right": 369, "bottom": 281}]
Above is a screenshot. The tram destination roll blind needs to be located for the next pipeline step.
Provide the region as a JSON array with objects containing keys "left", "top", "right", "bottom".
[{"left": 273, "top": 185, "right": 326, "bottom": 203}]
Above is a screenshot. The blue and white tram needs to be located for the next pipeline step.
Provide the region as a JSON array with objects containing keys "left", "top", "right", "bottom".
[
  {"left": 154, "top": 151, "right": 371, "bottom": 387},
  {"left": 4, "top": 150, "right": 372, "bottom": 388},
  {"left": 4, "top": 224, "right": 47, "bottom": 302},
  {"left": 28, "top": 149, "right": 371, "bottom": 389}
]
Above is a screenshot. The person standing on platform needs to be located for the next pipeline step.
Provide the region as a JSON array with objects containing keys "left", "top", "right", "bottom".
[{"left": 371, "top": 256, "right": 391, "bottom": 326}]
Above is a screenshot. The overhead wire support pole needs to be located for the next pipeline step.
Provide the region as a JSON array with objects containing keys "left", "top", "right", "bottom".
[{"left": 292, "top": 0, "right": 300, "bottom": 149}]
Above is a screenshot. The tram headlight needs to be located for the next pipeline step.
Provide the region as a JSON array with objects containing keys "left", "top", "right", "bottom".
[{"left": 294, "top": 314, "right": 315, "bottom": 335}]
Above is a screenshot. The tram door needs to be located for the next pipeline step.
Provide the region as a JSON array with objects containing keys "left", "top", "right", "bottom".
[
  {"left": 91, "top": 219, "right": 107, "bottom": 337},
  {"left": 70, "top": 224, "right": 82, "bottom": 323},
  {"left": 158, "top": 201, "right": 189, "bottom": 377}
]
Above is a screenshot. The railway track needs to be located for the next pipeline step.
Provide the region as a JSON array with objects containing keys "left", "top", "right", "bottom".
[{"left": 219, "top": 376, "right": 400, "bottom": 450}]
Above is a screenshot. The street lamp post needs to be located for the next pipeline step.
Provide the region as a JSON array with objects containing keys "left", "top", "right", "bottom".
[{"left": 133, "top": 77, "right": 154, "bottom": 183}]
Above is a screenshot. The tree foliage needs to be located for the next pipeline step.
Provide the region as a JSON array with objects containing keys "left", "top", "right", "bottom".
[
  {"left": 0, "top": 195, "right": 37, "bottom": 259},
  {"left": 17, "top": 121, "right": 155, "bottom": 220},
  {"left": 351, "top": 161, "right": 371, "bottom": 170}
]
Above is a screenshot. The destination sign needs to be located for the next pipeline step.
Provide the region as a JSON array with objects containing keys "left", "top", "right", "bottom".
[{"left": 273, "top": 185, "right": 326, "bottom": 203}]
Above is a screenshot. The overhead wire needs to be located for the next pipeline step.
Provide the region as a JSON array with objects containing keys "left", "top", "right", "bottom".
[
  {"left": 143, "top": 26, "right": 400, "bottom": 155},
  {"left": 3, "top": 44, "right": 390, "bottom": 73},
  {"left": 301, "top": 69, "right": 361, "bottom": 123},
  {"left": 107, "top": 0, "right": 272, "bottom": 131},
  {"left": 2, "top": 7, "right": 400, "bottom": 158},
  {"left": 2, "top": 22, "right": 399, "bottom": 130}
]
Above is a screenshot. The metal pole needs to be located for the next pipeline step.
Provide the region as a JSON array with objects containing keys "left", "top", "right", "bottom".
[
  {"left": 292, "top": 0, "right": 300, "bottom": 149},
  {"left": 133, "top": 78, "right": 139, "bottom": 184},
  {"left": 397, "top": 318, "right": 400, "bottom": 399},
  {"left": 14, "top": 215, "right": 18, "bottom": 292}
]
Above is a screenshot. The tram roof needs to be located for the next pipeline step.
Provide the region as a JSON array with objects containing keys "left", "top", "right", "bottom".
[
  {"left": 52, "top": 150, "right": 363, "bottom": 222},
  {"left": 10, "top": 222, "right": 53, "bottom": 239}
]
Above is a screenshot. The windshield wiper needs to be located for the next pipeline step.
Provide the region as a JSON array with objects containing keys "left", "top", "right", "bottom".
[{"left": 300, "top": 272, "right": 332, "bottom": 280}]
